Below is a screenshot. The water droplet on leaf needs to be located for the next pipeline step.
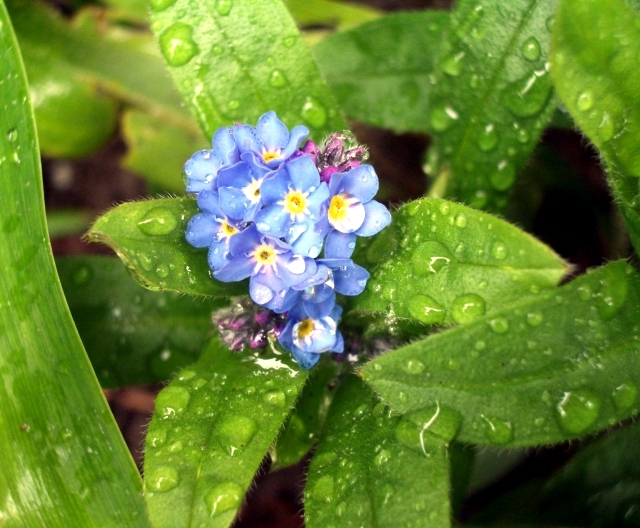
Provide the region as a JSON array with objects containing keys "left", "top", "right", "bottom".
[
  {"left": 408, "top": 294, "right": 445, "bottom": 324},
  {"left": 430, "top": 105, "right": 458, "bottom": 132},
  {"left": 441, "top": 51, "right": 465, "bottom": 76},
  {"left": 482, "top": 416, "right": 513, "bottom": 444},
  {"left": 138, "top": 207, "right": 178, "bottom": 236},
  {"left": 263, "top": 390, "right": 286, "bottom": 407},
  {"left": 155, "top": 386, "right": 190, "bottom": 418},
  {"left": 555, "top": 390, "right": 601, "bottom": 434},
  {"left": 521, "top": 36, "right": 541, "bottom": 61},
  {"left": 205, "top": 482, "right": 243, "bottom": 516},
  {"left": 478, "top": 124, "right": 498, "bottom": 151},
  {"left": 501, "top": 70, "right": 552, "bottom": 117},
  {"left": 612, "top": 382, "right": 637, "bottom": 412},
  {"left": 159, "top": 24, "right": 199, "bottom": 67},
  {"left": 214, "top": 0, "right": 233, "bottom": 16},
  {"left": 451, "top": 294, "right": 486, "bottom": 323},
  {"left": 217, "top": 415, "right": 257, "bottom": 455},
  {"left": 488, "top": 317, "right": 509, "bottom": 334},
  {"left": 146, "top": 467, "right": 179, "bottom": 492},
  {"left": 301, "top": 97, "right": 327, "bottom": 128}
]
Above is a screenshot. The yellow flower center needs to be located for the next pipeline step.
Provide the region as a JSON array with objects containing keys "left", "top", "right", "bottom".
[
  {"left": 262, "top": 150, "right": 281, "bottom": 163},
  {"left": 328, "top": 194, "right": 348, "bottom": 221},
  {"left": 283, "top": 191, "right": 307, "bottom": 215},
  {"left": 220, "top": 221, "right": 238, "bottom": 238},
  {"left": 296, "top": 318, "right": 314, "bottom": 339},
  {"left": 254, "top": 244, "right": 277, "bottom": 266}
]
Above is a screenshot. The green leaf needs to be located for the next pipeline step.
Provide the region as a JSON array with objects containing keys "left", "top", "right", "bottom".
[
  {"left": 305, "top": 375, "right": 451, "bottom": 527},
  {"left": 149, "top": 0, "right": 346, "bottom": 141},
  {"left": 353, "top": 198, "right": 568, "bottom": 324},
  {"left": 87, "top": 197, "right": 245, "bottom": 298},
  {"left": 314, "top": 11, "right": 449, "bottom": 133},
  {"left": 550, "top": 0, "right": 640, "bottom": 252},
  {"left": 144, "top": 338, "right": 308, "bottom": 528},
  {"left": 57, "top": 255, "right": 224, "bottom": 388},
  {"left": 427, "top": 0, "right": 558, "bottom": 211},
  {"left": 0, "top": 3, "right": 149, "bottom": 525},
  {"left": 122, "top": 110, "right": 209, "bottom": 193},
  {"left": 284, "top": 0, "right": 380, "bottom": 30},
  {"left": 362, "top": 261, "right": 640, "bottom": 447},
  {"left": 272, "top": 361, "right": 338, "bottom": 468}
]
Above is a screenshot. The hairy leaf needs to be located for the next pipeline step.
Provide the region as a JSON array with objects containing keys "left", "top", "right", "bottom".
[
  {"left": 362, "top": 261, "right": 640, "bottom": 446},
  {"left": 305, "top": 375, "right": 451, "bottom": 528},
  {"left": 144, "top": 338, "right": 308, "bottom": 528},
  {"left": 87, "top": 198, "right": 245, "bottom": 298},
  {"left": 149, "top": 0, "right": 345, "bottom": 141},
  {"left": 427, "top": 0, "right": 558, "bottom": 211},
  {"left": 57, "top": 256, "right": 224, "bottom": 388},
  {"left": 0, "top": 3, "right": 149, "bottom": 525},
  {"left": 353, "top": 198, "right": 568, "bottom": 324},
  {"left": 314, "top": 11, "right": 449, "bottom": 133},
  {"left": 550, "top": 0, "right": 640, "bottom": 252}
]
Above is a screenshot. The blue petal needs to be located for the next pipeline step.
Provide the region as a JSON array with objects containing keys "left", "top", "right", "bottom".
[
  {"left": 333, "top": 332, "right": 344, "bottom": 354},
  {"left": 329, "top": 303, "right": 343, "bottom": 322},
  {"left": 306, "top": 183, "right": 330, "bottom": 221},
  {"left": 241, "top": 151, "right": 271, "bottom": 177},
  {"left": 214, "top": 254, "right": 255, "bottom": 282},
  {"left": 278, "top": 288, "right": 303, "bottom": 314},
  {"left": 324, "top": 230, "right": 356, "bottom": 259},
  {"left": 207, "top": 238, "right": 232, "bottom": 271},
  {"left": 290, "top": 346, "right": 320, "bottom": 370},
  {"left": 185, "top": 213, "right": 217, "bottom": 248},
  {"left": 278, "top": 320, "right": 295, "bottom": 351},
  {"left": 256, "top": 111, "right": 289, "bottom": 150},
  {"left": 254, "top": 203, "right": 289, "bottom": 237},
  {"left": 218, "top": 187, "right": 251, "bottom": 220},
  {"left": 328, "top": 171, "right": 347, "bottom": 196},
  {"left": 250, "top": 279, "right": 275, "bottom": 306},
  {"left": 228, "top": 225, "right": 262, "bottom": 257},
  {"left": 303, "top": 292, "right": 336, "bottom": 319},
  {"left": 213, "top": 127, "right": 240, "bottom": 165},
  {"left": 280, "top": 255, "right": 318, "bottom": 288},
  {"left": 290, "top": 222, "right": 325, "bottom": 258},
  {"left": 304, "top": 325, "right": 338, "bottom": 353},
  {"left": 184, "top": 150, "right": 222, "bottom": 193},
  {"left": 340, "top": 165, "right": 379, "bottom": 203},
  {"left": 285, "top": 155, "right": 320, "bottom": 192},
  {"left": 196, "top": 190, "right": 225, "bottom": 216},
  {"left": 232, "top": 124, "right": 262, "bottom": 153},
  {"left": 282, "top": 125, "right": 310, "bottom": 159},
  {"left": 217, "top": 160, "right": 255, "bottom": 188},
  {"left": 259, "top": 168, "right": 290, "bottom": 205},
  {"left": 333, "top": 261, "right": 370, "bottom": 296},
  {"left": 355, "top": 200, "right": 392, "bottom": 237}
]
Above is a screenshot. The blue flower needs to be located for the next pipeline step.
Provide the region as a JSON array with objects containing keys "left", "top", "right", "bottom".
[
  {"left": 214, "top": 225, "right": 317, "bottom": 313},
  {"left": 291, "top": 263, "right": 337, "bottom": 318},
  {"left": 254, "top": 155, "right": 329, "bottom": 257},
  {"left": 184, "top": 127, "right": 240, "bottom": 193},
  {"left": 278, "top": 302, "right": 344, "bottom": 369},
  {"left": 318, "top": 258, "right": 370, "bottom": 296},
  {"left": 216, "top": 155, "right": 271, "bottom": 223},
  {"left": 185, "top": 190, "right": 244, "bottom": 271},
  {"left": 319, "top": 164, "right": 392, "bottom": 259}
]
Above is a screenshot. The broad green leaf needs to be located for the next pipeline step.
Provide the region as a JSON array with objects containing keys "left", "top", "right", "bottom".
[
  {"left": 149, "top": 0, "right": 346, "bottom": 141},
  {"left": 427, "top": 0, "right": 558, "bottom": 211},
  {"left": 122, "top": 110, "right": 209, "bottom": 193},
  {"left": 362, "top": 261, "right": 640, "bottom": 447},
  {"left": 0, "top": 3, "right": 149, "bottom": 525},
  {"left": 272, "top": 361, "right": 338, "bottom": 468},
  {"left": 144, "top": 338, "right": 308, "bottom": 528},
  {"left": 353, "top": 198, "right": 568, "bottom": 324},
  {"left": 57, "top": 255, "right": 224, "bottom": 388},
  {"left": 87, "top": 197, "right": 245, "bottom": 298},
  {"left": 550, "top": 0, "right": 640, "bottom": 252},
  {"left": 314, "top": 11, "right": 449, "bottom": 133},
  {"left": 305, "top": 374, "right": 451, "bottom": 528},
  {"left": 284, "top": 0, "right": 380, "bottom": 30}
]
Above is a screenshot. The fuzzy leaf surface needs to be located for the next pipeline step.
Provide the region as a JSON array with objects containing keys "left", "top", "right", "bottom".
[
  {"left": 87, "top": 198, "right": 245, "bottom": 298},
  {"left": 354, "top": 198, "right": 567, "bottom": 325},
  {"left": 427, "top": 0, "right": 558, "bottom": 211},
  {"left": 362, "top": 261, "right": 640, "bottom": 446},
  {"left": 57, "top": 255, "right": 224, "bottom": 388},
  {"left": 551, "top": 0, "right": 640, "bottom": 252},
  {"left": 150, "top": 0, "right": 345, "bottom": 141},
  {"left": 144, "top": 338, "right": 308, "bottom": 528},
  {"left": 305, "top": 375, "right": 451, "bottom": 528},
  {"left": 0, "top": 3, "right": 149, "bottom": 525},
  {"left": 314, "top": 11, "right": 449, "bottom": 132}
]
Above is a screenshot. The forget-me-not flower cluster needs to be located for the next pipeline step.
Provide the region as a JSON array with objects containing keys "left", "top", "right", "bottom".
[{"left": 185, "top": 111, "right": 391, "bottom": 369}]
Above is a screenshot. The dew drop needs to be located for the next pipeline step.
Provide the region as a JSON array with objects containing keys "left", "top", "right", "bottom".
[
  {"left": 488, "top": 317, "right": 509, "bottom": 334},
  {"left": 491, "top": 240, "right": 508, "bottom": 260},
  {"left": 555, "top": 390, "right": 601, "bottom": 434},
  {"left": 155, "top": 386, "right": 191, "bottom": 418},
  {"left": 408, "top": 295, "right": 445, "bottom": 325},
  {"left": 403, "top": 359, "right": 426, "bottom": 375},
  {"left": 263, "top": 390, "right": 286, "bottom": 407},
  {"left": 159, "top": 23, "right": 199, "bottom": 67},
  {"left": 516, "top": 127, "right": 530, "bottom": 144},
  {"left": 478, "top": 124, "right": 498, "bottom": 152},
  {"left": 430, "top": 105, "right": 458, "bottom": 132},
  {"left": 612, "top": 382, "right": 637, "bottom": 412},
  {"left": 490, "top": 161, "right": 516, "bottom": 191},
  {"left": 451, "top": 294, "right": 486, "bottom": 324},
  {"left": 455, "top": 5, "right": 484, "bottom": 39},
  {"left": 301, "top": 97, "right": 327, "bottom": 128},
  {"left": 374, "top": 449, "right": 392, "bottom": 466},
  {"left": 147, "top": 467, "right": 179, "bottom": 492},
  {"left": 212, "top": 45, "right": 224, "bottom": 55},
  {"left": 412, "top": 241, "right": 453, "bottom": 276},
  {"left": 577, "top": 91, "right": 594, "bottom": 112},
  {"left": 138, "top": 207, "right": 178, "bottom": 236},
  {"left": 526, "top": 311, "right": 543, "bottom": 326},
  {"left": 269, "top": 69, "right": 288, "bottom": 88},
  {"left": 156, "top": 264, "right": 169, "bottom": 278},
  {"left": 501, "top": 70, "right": 552, "bottom": 117},
  {"left": 6, "top": 128, "right": 18, "bottom": 142},
  {"left": 217, "top": 415, "right": 257, "bottom": 455},
  {"left": 205, "top": 482, "right": 243, "bottom": 516},
  {"left": 214, "top": 0, "right": 233, "bottom": 16},
  {"left": 455, "top": 213, "right": 467, "bottom": 228},
  {"left": 595, "top": 265, "right": 628, "bottom": 320},
  {"left": 336, "top": 501, "right": 347, "bottom": 517},
  {"left": 577, "top": 285, "right": 592, "bottom": 301},
  {"left": 168, "top": 440, "right": 183, "bottom": 453},
  {"left": 441, "top": 51, "right": 465, "bottom": 76},
  {"left": 482, "top": 416, "right": 513, "bottom": 445},
  {"left": 148, "top": 429, "right": 167, "bottom": 448},
  {"left": 283, "top": 35, "right": 296, "bottom": 47},
  {"left": 521, "top": 36, "right": 541, "bottom": 61}
]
